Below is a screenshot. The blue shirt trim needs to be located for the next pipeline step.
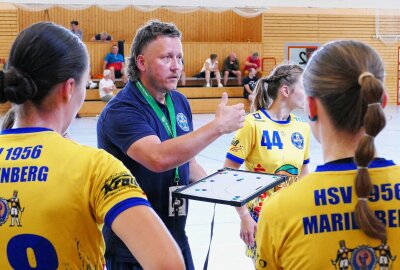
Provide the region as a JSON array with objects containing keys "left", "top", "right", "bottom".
[
  {"left": 315, "top": 158, "right": 396, "bottom": 172},
  {"left": 104, "top": 197, "right": 151, "bottom": 229},
  {"left": 303, "top": 158, "right": 310, "bottom": 165},
  {"left": 260, "top": 109, "right": 291, "bottom": 124},
  {"left": 226, "top": 153, "right": 244, "bottom": 164},
  {"left": 1, "top": 127, "right": 53, "bottom": 135}
]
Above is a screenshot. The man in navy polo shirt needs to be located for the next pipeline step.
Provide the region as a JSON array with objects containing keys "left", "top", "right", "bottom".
[{"left": 97, "top": 20, "right": 245, "bottom": 270}]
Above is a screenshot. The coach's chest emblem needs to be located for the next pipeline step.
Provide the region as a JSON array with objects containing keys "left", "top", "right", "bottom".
[{"left": 177, "top": 113, "right": 190, "bottom": 131}]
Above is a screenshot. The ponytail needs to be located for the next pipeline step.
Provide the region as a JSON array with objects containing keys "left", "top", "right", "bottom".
[
  {"left": 251, "top": 64, "right": 303, "bottom": 112},
  {"left": 354, "top": 72, "right": 386, "bottom": 241},
  {"left": 251, "top": 79, "right": 270, "bottom": 112}
]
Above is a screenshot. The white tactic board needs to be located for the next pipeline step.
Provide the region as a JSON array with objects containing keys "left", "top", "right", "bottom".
[{"left": 173, "top": 168, "right": 287, "bottom": 207}]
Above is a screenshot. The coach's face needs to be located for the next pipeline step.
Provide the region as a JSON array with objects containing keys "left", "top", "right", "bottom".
[{"left": 140, "top": 36, "right": 183, "bottom": 94}]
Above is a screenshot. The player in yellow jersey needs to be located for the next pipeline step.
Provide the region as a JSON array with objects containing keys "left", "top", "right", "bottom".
[
  {"left": 256, "top": 40, "right": 399, "bottom": 269},
  {"left": 224, "top": 64, "right": 310, "bottom": 260},
  {"left": 0, "top": 22, "right": 184, "bottom": 270}
]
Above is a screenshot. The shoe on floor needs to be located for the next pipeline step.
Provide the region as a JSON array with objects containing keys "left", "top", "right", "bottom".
[
  {"left": 206, "top": 83, "right": 211, "bottom": 87},
  {"left": 218, "top": 83, "right": 223, "bottom": 88}
]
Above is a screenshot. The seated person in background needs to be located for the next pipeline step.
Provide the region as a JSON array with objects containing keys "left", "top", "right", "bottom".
[
  {"left": 91, "top": 31, "right": 113, "bottom": 41},
  {"left": 200, "top": 54, "right": 223, "bottom": 87},
  {"left": 99, "top": 69, "right": 117, "bottom": 102},
  {"left": 223, "top": 52, "right": 242, "bottom": 86},
  {"left": 242, "top": 68, "right": 259, "bottom": 101},
  {"left": 244, "top": 52, "right": 262, "bottom": 77},
  {"left": 70, "top": 20, "right": 82, "bottom": 40},
  {"left": 103, "top": 44, "right": 127, "bottom": 83}
]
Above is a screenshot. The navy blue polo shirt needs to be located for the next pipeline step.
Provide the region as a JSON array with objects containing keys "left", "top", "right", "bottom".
[{"left": 97, "top": 81, "right": 193, "bottom": 257}]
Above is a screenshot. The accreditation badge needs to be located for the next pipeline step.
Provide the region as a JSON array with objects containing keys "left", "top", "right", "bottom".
[{"left": 169, "top": 185, "right": 187, "bottom": 217}]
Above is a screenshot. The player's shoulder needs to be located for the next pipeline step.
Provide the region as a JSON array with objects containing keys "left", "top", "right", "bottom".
[
  {"left": 265, "top": 175, "right": 314, "bottom": 211},
  {"left": 290, "top": 114, "right": 310, "bottom": 130},
  {"left": 62, "top": 138, "right": 113, "bottom": 160}
]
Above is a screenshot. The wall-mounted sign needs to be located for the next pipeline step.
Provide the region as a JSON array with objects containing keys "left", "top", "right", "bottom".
[{"left": 285, "top": 43, "right": 319, "bottom": 66}]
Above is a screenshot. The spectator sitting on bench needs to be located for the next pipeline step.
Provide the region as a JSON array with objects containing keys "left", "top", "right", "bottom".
[
  {"left": 91, "top": 31, "right": 113, "bottom": 41},
  {"left": 103, "top": 44, "right": 127, "bottom": 83},
  {"left": 244, "top": 52, "right": 262, "bottom": 77},
  {"left": 243, "top": 67, "right": 259, "bottom": 102},
  {"left": 200, "top": 54, "right": 223, "bottom": 88},
  {"left": 223, "top": 52, "right": 242, "bottom": 86},
  {"left": 99, "top": 69, "right": 117, "bottom": 102}
]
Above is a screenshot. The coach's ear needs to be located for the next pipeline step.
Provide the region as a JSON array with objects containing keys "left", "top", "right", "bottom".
[{"left": 136, "top": 55, "right": 146, "bottom": 72}]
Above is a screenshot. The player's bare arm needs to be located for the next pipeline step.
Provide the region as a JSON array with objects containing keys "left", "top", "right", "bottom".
[{"left": 112, "top": 206, "right": 185, "bottom": 270}]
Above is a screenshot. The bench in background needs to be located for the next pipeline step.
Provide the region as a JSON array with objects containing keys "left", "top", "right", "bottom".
[{"left": 79, "top": 87, "right": 249, "bottom": 117}]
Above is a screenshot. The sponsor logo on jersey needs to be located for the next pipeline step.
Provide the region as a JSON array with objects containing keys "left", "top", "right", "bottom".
[
  {"left": 102, "top": 173, "right": 141, "bottom": 198},
  {"left": 229, "top": 146, "right": 242, "bottom": 152},
  {"left": 230, "top": 138, "right": 240, "bottom": 146},
  {"left": 291, "top": 132, "right": 304, "bottom": 149},
  {"left": 176, "top": 113, "right": 190, "bottom": 131},
  {"left": 253, "top": 113, "right": 262, "bottom": 119},
  {"left": 274, "top": 164, "right": 299, "bottom": 191}
]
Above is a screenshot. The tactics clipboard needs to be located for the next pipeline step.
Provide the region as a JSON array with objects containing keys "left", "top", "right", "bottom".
[{"left": 172, "top": 168, "right": 287, "bottom": 207}]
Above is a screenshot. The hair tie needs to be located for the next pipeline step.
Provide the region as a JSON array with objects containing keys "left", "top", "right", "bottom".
[
  {"left": 358, "top": 197, "right": 368, "bottom": 201},
  {"left": 367, "top": 102, "right": 381, "bottom": 107},
  {"left": 364, "top": 134, "right": 374, "bottom": 139},
  {"left": 358, "top": 72, "right": 375, "bottom": 85},
  {"left": 357, "top": 166, "right": 368, "bottom": 170}
]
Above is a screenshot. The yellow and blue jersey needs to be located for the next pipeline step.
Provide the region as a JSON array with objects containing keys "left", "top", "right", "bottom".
[
  {"left": 0, "top": 127, "right": 149, "bottom": 269},
  {"left": 226, "top": 109, "right": 310, "bottom": 259},
  {"left": 256, "top": 158, "right": 400, "bottom": 270},
  {"left": 226, "top": 109, "right": 310, "bottom": 186}
]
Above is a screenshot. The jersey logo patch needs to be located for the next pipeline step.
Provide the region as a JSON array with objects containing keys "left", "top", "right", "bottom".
[
  {"left": 331, "top": 240, "right": 396, "bottom": 270},
  {"left": 177, "top": 113, "right": 190, "bottom": 131},
  {"left": 291, "top": 132, "right": 304, "bottom": 149},
  {"left": 351, "top": 246, "right": 377, "bottom": 270},
  {"left": 0, "top": 198, "right": 9, "bottom": 226},
  {"left": 0, "top": 190, "right": 25, "bottom": 227}
]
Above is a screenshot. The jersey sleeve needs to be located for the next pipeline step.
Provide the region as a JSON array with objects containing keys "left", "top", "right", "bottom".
[
  {"left": 88, "top": 149, "right": 150, "bottom": 229},
  {"left": 226, "top": 117, "right": 255, "bottom": 165}
]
